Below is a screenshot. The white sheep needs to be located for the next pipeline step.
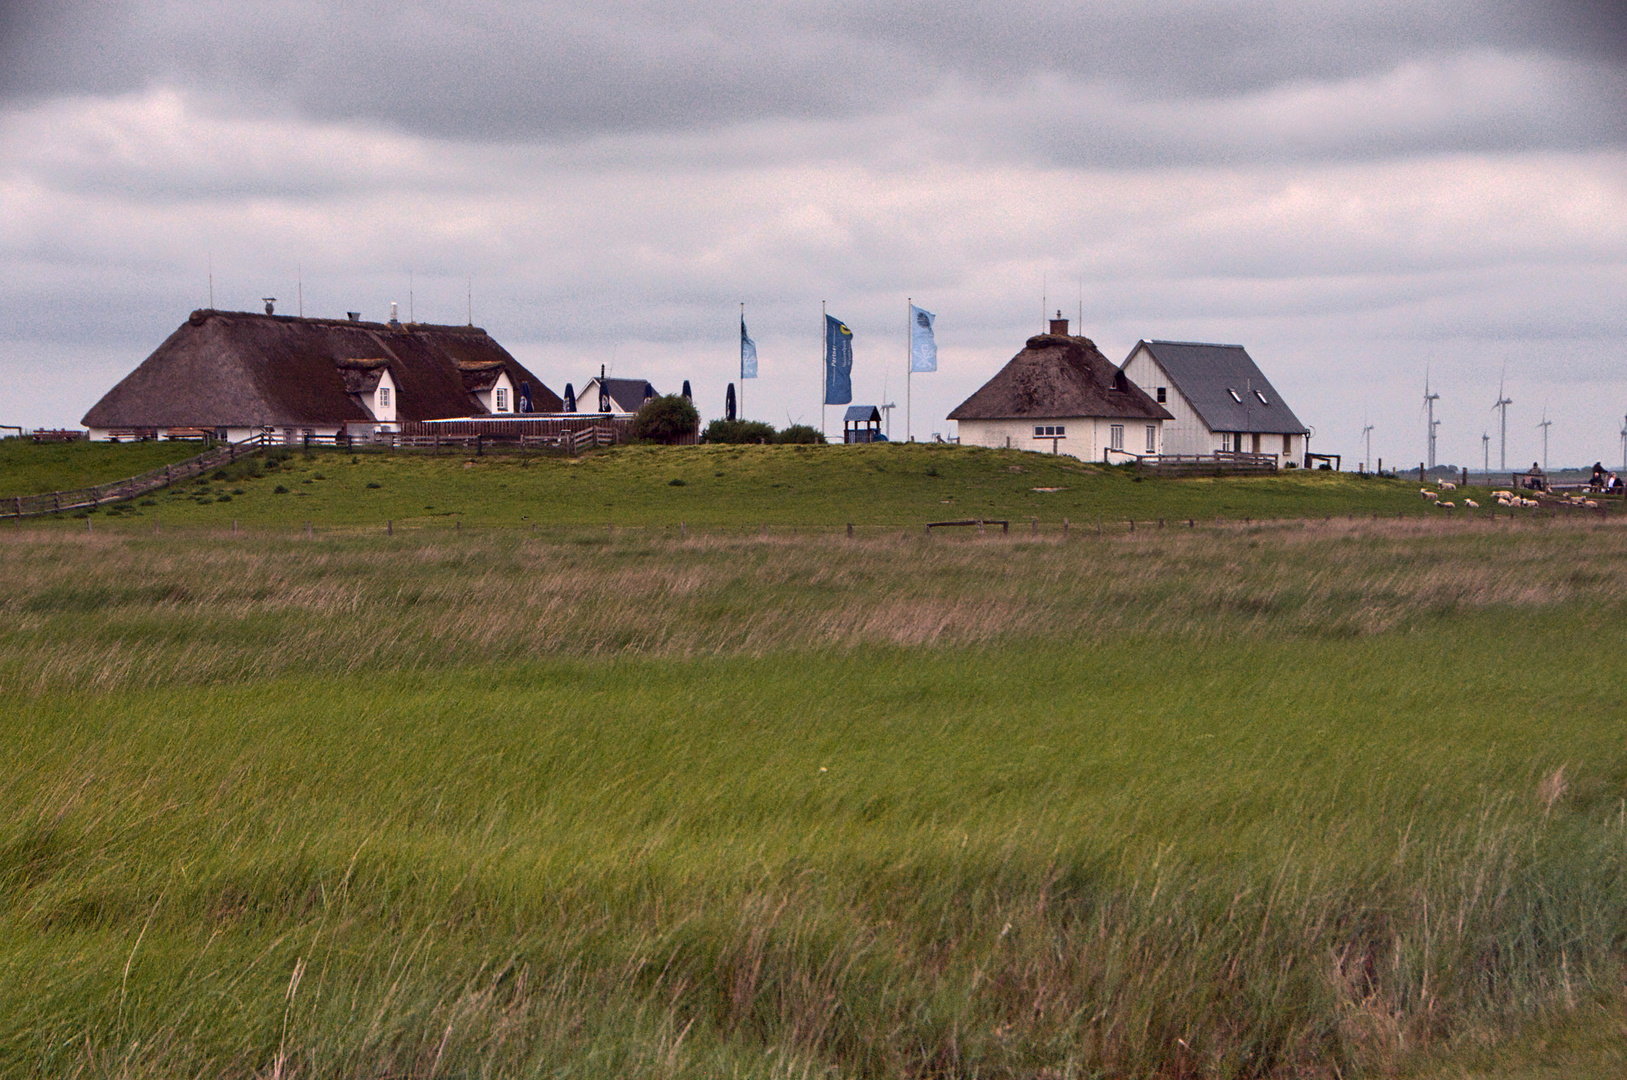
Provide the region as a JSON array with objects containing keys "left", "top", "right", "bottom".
[
  {"left": 1439, "top": 480, "right": 1457, "bottom": 490},
  {"left": 1421, "top": 489, "right": 1438, "bottom": 499},
  {"left": 1436, "top": 500, "right": 1455, "bottom": 509},
  {"left": 1585, "top": 500, "right": 1599, "bottom": 508},
  {"left": 1464, "top": 498, "right": 1480, "bottom": 508},
  {"left": 1492, "top": 490, "right": 1514, "bottom": 499}
]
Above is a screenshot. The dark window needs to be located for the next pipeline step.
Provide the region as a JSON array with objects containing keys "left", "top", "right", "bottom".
[{"left": 1156, "top": 387, "right": 1166, "bottom": 403}]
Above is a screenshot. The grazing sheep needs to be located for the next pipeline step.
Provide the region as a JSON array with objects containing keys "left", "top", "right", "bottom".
[
  {"left": 1421, "top": 489, "right": 1438, "bottom": 499},
  {"left": 1585, "top": 500, "right": 1599, "bottom": 508},
  {"left": 1436, "top": 500, "right": 1455, "bottom": 509},
  {"left": 1464, "top": 498, "right": 1480, "bottom": 508},
  {"left": 1439, "top": 480, "right": 1457, "bottom": 490},
  {"left": 1492, "top": 490, "right": 1514, "bottom": 499}
]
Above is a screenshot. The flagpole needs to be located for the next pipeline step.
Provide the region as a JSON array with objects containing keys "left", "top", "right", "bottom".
[
  {"left": 906, "top": 297, "right": 912, "bottom": 443},
  {"left": 739, "top": 301, "right": 745, "bottom": 421},
  {"left": 821, "top": 300, "right": 826, "bottom": 441}
]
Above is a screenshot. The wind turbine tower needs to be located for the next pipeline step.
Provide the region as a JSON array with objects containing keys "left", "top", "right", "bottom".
[
  {"left": 1423, "top": 375, "right": 1441, "bottom": 470},
  {"left": 1537, "top": 413, "right": 1553, "bottom": 474},
  {"left": 1482, "top": 431, "right": 1490, "bottom": 472},
  {"left": 1362, "top": 423, "right": 1374, "bottom": 472},
  {"left": 1492, "top": 378, "right": 1513, "bottom": 471}
]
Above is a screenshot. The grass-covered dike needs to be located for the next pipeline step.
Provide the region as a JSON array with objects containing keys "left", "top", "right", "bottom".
[{"left": 1, "top": 439, "right": 1529, "bottom": 531}]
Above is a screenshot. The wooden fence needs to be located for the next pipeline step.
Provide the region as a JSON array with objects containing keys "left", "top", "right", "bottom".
[
  {"left": 1136, "top": 452, "right": 1281, "bottom": 477},
  {"left": 6, "top": 433, "right": 273, "bottom": 519}
]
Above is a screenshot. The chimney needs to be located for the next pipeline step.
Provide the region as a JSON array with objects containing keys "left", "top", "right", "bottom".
[
  {"left": 1049, "top": 309, "right": 1069, "bottom": 336},
  {"left": 347, "top": 311, "right": 361, "bottom": 322},
  {"left": 263, "top": 297, "right": 276, "bottom": 315},
  {"left": 388, "top": 302, "right": 401, "bottom": 329}
]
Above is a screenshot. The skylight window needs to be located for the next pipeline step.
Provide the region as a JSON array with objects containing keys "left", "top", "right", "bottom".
[
  {"left": 1227, "top": 388, "right": 1241, "bottom": 403},
  {"left": 1254, "top": 390, "right": 1269, "bottom": 405}
]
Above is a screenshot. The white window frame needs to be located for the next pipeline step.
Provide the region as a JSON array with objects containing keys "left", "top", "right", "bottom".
[
  {"left": 1033, "top": 424, "right": 1067, "bottom": 438},
  {"left": 1109, "top": 424, "right": 1124, "bottom": 450},
  {"left": 1145, "top": 425, "right": 1157, "bottom": 452},
  {"left": 1223, "top": 432, "right": 1234, "bottom": 452},
  {"left": 379, "top": 386, "right": 391, "bottom": 409},
  {"left": 496, "top": 387, "right": 508, "bottom": 412}
]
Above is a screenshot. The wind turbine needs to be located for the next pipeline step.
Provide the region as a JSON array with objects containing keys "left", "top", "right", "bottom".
[
  {"left": 1537, "top": 412, "right": 1553, "bottom": 474},
  {"left": 1482, "top": 431, "right": 1490, "bottom": 472},
  {"left": 1361, "top": 422, "right": 1374, "bottom": 472},
  {"left": 1491, "top": 375, "right": 1512, "bottom": 471},
  {"left": 1422, "top": 371, "right": 1442, "bottom": 471}
]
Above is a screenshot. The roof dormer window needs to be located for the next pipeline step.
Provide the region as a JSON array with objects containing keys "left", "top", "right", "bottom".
[{"left": 1227, "top": 388, "right": 1242, "bottom": 402}]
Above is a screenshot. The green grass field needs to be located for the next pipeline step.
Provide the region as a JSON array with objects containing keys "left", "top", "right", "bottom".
[
  {"left": 2, "top": 439, "right": 1543, "bottom": 531},
  {"left": 0, "top": 438, "right": 202, "bottom": 496},
  {"left": 4, "top": 511, "right": 1626, "bottom": 1077}
]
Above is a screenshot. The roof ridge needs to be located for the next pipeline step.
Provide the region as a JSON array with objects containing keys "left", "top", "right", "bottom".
[{"left": 189, "top": 309, "right": 489, "bottom": 334}]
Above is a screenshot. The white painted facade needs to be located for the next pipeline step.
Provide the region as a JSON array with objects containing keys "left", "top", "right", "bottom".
[
  {"left": 1121, "top": 344, "right": 1304, "bottom": 466},
  {"left": 371, "top": 369, "right": 397, "bottom": 424},
  {"left": 955, "top": 416, "right": 1162, "bottom": 462},
  {"left": 473, "top": 371, "right": 515, "bottom": 415}
]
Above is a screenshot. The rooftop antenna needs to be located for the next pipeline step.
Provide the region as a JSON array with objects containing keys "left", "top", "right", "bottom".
[
  {"left": 1041, "top": 272, "right": 1047, "bottom": 332},
  {"left": 297, "top": 262, "right": 303, "bottom": 317},
  {"left": 1077, "top": 275, "right": 1083, "bottom": 334},
  {"left": 1492, "top": 370, "right": 1512, "bottom": 471},
  {"left": 1423, "top": 368, "right": 1440, "bottom": 471},
  {"left": 467, "top": 277, "right": 473, "bottom": 326},
  {"left": 408, "top": 271, "right": 414, "bottom": 324},
  {"left": 1361, "top": 420, "right": 1374, "bottom": 472},
  {"left": 208, "top": 251, "right": 214, "bottom": 309},
  {"left": 1537, "top": 410, "right": 1553, "bottom": 473}
]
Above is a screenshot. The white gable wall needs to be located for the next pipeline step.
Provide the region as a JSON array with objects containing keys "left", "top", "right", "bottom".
[
  {"left": 1122, "top": 345, "right": 1218, "bottom": 457},
  {"left": 474, "top": 371, "right": 514, "bottom": 414},
  {"left": 372, "top": 370, "right": 397, "bottom": 424}
]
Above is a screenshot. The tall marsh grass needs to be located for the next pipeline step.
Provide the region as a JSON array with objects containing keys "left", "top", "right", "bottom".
[{"left": 2, "top": 520, "right": 1626, "bottom": 1077}]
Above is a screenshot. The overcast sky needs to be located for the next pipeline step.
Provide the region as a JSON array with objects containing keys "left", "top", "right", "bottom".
[{"left": 2, "top": 0, "right": 1624, "bottom": 467}]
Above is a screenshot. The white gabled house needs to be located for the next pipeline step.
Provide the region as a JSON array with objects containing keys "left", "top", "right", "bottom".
[{"left": 1120, "top": 341, "right": 1309, "bottom": 466}]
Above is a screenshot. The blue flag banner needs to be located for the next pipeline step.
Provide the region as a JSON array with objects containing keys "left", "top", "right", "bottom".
[
  {"left": 910, "top": 305, "right": 937, "bottom": 372},
  {"left": 824, "top": 314, "right": 853, "bottom": 405},
  {"left": 740, "top": 317, "right": 758, "bottom": 379}
]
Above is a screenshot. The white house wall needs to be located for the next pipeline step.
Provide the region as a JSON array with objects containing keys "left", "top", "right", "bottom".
[
  {"left": 955, "top": 417, "right": 1162, "bottom": 462},
  {"left": 1122, "top": 346, "right": 1218, "bottom": 457}
]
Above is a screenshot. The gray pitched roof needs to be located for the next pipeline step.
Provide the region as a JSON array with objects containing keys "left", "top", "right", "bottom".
[
  {"left": 1134, "top": 341, "right": 1307, "bottom": 435},
  {"left": 82, "top": 309, "right": 560, "bottom": 428},
  {"left": 948, "top": 334, "right": 1171, "bottom": 423},
  {"left": 843, "top": 405, "right": 880, "bottom": 423}
]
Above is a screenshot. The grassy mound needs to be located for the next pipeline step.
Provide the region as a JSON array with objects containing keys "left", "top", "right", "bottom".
[{"left": 12, "top": 441, "right": 1512, "bottom": 530}]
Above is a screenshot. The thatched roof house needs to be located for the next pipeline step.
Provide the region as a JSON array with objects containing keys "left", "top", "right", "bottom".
[
  {"left": 948, "top": 317, "right": 1170, "bottom": 460},
  {"left": 82, "top": 309, "right": 559, "bottom": 441}
]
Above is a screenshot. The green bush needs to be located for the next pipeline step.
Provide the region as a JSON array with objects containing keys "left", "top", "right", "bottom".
[
  {"left": 775, "top": 424, "right": 826, "bottom": 444},
  {"left": 702, "top": 419, "right": 777, "bottom": 444},
  {"left": 631, "top": 395, "right": 700, "bottom": 444}
]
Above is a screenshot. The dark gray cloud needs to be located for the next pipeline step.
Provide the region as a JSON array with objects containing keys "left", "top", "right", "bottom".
[{"left": 2, "top": 0, "right": 1622, "bottom": 153}]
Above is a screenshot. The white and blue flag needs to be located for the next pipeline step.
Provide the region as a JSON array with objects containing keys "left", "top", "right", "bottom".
[
  {"left": 740, "top": 316, "right": 758, "bottom": 379},
  {"left": 910, "top": 305, "right": 937, "bottom": 372}
]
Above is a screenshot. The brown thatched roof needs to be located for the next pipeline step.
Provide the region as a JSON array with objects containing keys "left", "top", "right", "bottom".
[
  {"left": 83, "top": 310, "right": 561, "bottom": 428},
  {"left": 947, "top": 334, "right": 1172, "bottom": 422}
]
